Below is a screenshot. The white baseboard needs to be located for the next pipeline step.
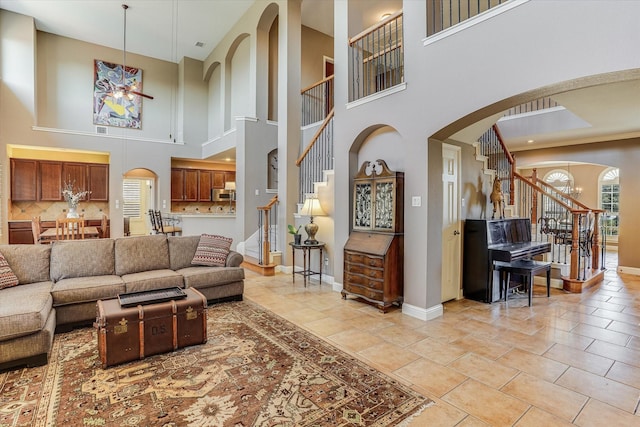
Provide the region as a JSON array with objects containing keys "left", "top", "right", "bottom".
[
  {"left": 617, "top": 265, "right": 640, "bottom": 276},
  {"left": 276, "top": 265, "right": 336, "bottom": 287},
  {"left": 331, "top": 282, "right": 442, "bottom": 320},
  {"left": 402, "top": 302, "right": 443, "bottom": 321}
]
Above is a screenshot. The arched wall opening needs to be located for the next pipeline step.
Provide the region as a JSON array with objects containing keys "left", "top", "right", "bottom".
[
  {"left": 224, "top": 33, "right": 251, "bottom": 131},
  {"left": 123, "top": 168, "right": 158, "bottom": 236},
  {"left": 256, "top": 2, "right": 279, "bottom": 122}
]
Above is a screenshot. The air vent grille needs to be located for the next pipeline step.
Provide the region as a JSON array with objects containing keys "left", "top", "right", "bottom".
[{"left": 96, "top": 126, "right": 108, "bottom": 135}]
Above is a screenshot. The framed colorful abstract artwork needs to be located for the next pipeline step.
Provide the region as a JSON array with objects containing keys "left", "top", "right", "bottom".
[{"left": 93, "top": 59, "right": 144, "bottom": 129}]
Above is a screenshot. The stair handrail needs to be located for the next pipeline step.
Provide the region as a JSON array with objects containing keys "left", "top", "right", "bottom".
[
  {"left": 301, "top": 75, "right": 334, "bottom": 126},
  {"left": 514, "top": 171, "right": 602, "bottom": 279},
  {"left": 514, "top": 171, "right": 573, "bottom": 211},
  {"left": 492, "top": 124, "right": 516, "bottom": 204},
  {"left": 257, "top": 194, "right": 279, "bottom": 211},
  {"left": 256, "top": 195, "right": 278, "bottom": 265},
  {"left": 300, "top": 75, "right": 334, "bottom": 95},
  {"left": 349, "top": 10, "right": 403, "bottom": 45},
  {"left": 296, "top": 108, "right": 334, "bottom": 167},
  {"left": 528, "top": 172, "right": 596, "bottom": 211}
]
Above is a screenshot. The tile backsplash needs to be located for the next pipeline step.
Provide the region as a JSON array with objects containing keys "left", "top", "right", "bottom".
[
  {"left": 171, "top": 201, "right": 235, "bottom": 214},
  {"left": 10, "top": 201, "right": 109, "bottom": 221}
]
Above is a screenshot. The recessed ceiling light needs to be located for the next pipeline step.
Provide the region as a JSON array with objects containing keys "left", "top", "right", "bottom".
[
  {"left": 527, "top": 139, "right": 534, "bottom": 143},
  {"left": 194, "top": 41, "right": 205, "bottom": 48}
]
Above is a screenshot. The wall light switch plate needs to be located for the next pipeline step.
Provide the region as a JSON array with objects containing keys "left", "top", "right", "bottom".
[
  {"left": 255, "top": 189, "right": 260, "bottom": 196},
  {"left": 162, "top": 200, "right": 167, "bottom": 209},
  {"left": 411, "top": 196, "right": 421, "bottom": 207},
  {"left": 115, "top": 200, "right": 120, "bottom": 209}
]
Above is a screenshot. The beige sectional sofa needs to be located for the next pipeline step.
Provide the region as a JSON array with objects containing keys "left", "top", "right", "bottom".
[{"left": 0, "top": 234, "right": 244, "bottom": 371}]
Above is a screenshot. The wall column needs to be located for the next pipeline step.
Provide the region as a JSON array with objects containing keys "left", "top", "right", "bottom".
[{"left": 277, "top": 0, "right": 301, "bottom": 265}]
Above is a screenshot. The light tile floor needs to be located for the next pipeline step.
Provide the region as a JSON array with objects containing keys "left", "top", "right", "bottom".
[{"left": 242, "top": 253, "right": 640, "bottom": 426}]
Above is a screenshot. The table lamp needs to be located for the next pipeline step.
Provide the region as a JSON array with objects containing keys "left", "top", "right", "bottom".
[
  {"left": 301, "top": 195, "right": 325, "bottom": 244},
  {"left": 224, "top": 181, "right": 236, "bottom": 213}
]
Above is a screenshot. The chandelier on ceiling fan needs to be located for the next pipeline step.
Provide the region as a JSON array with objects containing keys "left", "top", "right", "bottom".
[{"left": 111, "top": 4, "right": 154, "bottom": 100}]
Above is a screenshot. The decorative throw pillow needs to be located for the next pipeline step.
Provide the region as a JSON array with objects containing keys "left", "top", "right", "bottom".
[
  {"left": 191, "top": 234, "right": 233, "bottom": 267},
  {"left": 0, "top": 251, "right": 19, "bottom": 290}
]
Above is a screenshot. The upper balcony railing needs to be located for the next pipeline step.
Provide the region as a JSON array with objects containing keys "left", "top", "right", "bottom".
[
  {"left": 427, "top": 0, "right": 509, "bottom": 36},
  {"left": 349, "top": 11, "right": 403, "bottom": 102},
  {"left": 301, "top": 75, "right": 334, "bottom": 126}
]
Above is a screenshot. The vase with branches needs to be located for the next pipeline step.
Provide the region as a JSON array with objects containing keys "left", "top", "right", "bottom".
[{"left": 62, "top": 180, "right": 90, "bottom": 218}]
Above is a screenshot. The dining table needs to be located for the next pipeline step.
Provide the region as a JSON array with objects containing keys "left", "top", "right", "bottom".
[{"left": 39, "top": 226, "right": 100, "bottom": 242}]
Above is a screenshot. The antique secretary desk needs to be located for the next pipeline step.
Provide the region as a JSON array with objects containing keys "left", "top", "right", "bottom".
[{"left": 341, "top": 159, "right": 404, "bottom": 312}]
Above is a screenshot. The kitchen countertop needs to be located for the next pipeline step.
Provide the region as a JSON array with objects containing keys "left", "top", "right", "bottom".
[{"left": 167, "top": 212, "right": 235, "bottom": 218}]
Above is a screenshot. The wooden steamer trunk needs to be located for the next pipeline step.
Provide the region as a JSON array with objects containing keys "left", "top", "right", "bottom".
[{"left": 95, "top": 288, "right": 207, "bottom": 368}]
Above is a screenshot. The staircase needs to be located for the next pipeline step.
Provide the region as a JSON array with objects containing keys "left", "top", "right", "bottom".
[{"left": 476, "top": 125, "right": 605, "bottom": 292}]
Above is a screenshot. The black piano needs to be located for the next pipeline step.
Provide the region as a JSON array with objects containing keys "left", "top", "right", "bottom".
[{"left": 463, "top": 218, "right": 551, "bottom": 303}]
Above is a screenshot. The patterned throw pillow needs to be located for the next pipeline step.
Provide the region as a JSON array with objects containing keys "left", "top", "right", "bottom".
[
  {"left": 191, "top": 234, "right": 233, "bottom": 267},
  {"left": 0, "top": 251, "right": 19, "bottom": 290}
]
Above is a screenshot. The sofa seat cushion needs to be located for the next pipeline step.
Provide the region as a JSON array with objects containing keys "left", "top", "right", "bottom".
[
  {"left": 178, "top": 266, "right": 245, "bottom": 289},
  {"left": 121, "top": 269, "right": 184, "bottom": 293},
  {"left": 115, "top": 235, "right": 171, "bottom": 276},
  {"left": 50, "top": 239, "right": 116, "bottom": 281},
  {"left": 0, "top": 244, "right": 51, "bottom": 285},
  {"left": 0, "top": 281, "right": 53, "bottom": 342},
  {"left": 51, "top": 275, "right": 125, "bottom": 306}
]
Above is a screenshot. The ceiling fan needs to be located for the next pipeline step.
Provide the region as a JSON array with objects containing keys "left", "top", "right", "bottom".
[{"left": 110, "top": 4, "right": 154, "bottom": 100}]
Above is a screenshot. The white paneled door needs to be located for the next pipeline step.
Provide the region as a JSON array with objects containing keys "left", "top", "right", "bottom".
[{"left": 441, "top": 144, "right": 461, "bottom": 302}]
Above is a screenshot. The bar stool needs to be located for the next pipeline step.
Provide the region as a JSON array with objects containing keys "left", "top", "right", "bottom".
[{"left": 494, "top": 259, "right": 551, "bottom": 306}]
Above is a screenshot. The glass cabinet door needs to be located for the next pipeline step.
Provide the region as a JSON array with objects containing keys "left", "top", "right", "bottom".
[
  {"left": 374, "top": 179, "right": 395, "bottom": 231},
  {"left": 353, "top": 182, "right": 372, "bottom": 229}
]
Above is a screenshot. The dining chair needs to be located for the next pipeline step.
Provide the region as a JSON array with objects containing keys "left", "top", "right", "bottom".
[
  {"left": 99, "top": 213, "right": 109, "bottom": 238},
  {"left": 31, "top": 216, "right": 43, "bottom": 244},
  {"left": 154, "top": 210, "right": 182, "bottom": 236},
  {"left": 148, "top": 209, "right": 160, "bottom": 234},
  {"left": 56, "top": 216, "right": 85, "bottom": 240}
]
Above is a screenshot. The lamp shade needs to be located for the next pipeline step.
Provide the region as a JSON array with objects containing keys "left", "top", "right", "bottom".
[
  {"left": 224, "top": 181, "right": 236, "bottom": 191},
  {"left": 302, "top": 196, "right": 325, "bottom": 217}
]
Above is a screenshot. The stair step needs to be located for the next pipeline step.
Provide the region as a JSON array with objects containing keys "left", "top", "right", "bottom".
[{"left": 241, "top": 255, "right": 277, "bottom": 276}]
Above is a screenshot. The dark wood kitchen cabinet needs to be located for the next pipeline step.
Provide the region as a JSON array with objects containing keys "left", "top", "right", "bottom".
[
  {"left": 199, "top": 170, "right": 213, "bottom": 201},
  {"left": 62, "top": 162, "right": 88, "bottom": 200},
  {"left": 224, "top": 172, "right": 236, "bottom": 186},
  {"left": 88, "top": 164, "right": 109, "bottom": 201},
  {"left": 171, "top": 168, "right": 185, "bottom": 201},
  {"left": 39, "top": 161, "right": 63, "bottom": 201},
  {"left": 184, "top": 170, "right": 199, "bottom": 201},
  {"left": 212, "top": 171, "right": 225, "bottom": 189},
  {"left": 10, "top": 159, "right": 38, "bottom": 201},
  {"left": 171, "top": 168, "right": 198, "bottom": 201},
  {"left": 8, "top": 221, "right": 34, "bottom": 244},
  {"left": 11, "top": 159, "right": 108, "bottom": 202}
]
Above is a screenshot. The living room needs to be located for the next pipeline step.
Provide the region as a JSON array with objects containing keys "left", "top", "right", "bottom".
[{"left": 1, "top": 0, "right": 640, "bottom": 425}]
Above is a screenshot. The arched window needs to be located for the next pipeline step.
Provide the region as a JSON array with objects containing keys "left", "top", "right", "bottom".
[
  {"left": 544, "top": 170, "right": 572, "bottom": 194},
  {"left": 541, "top": 169, "right": 574, "bottom": 217},
  {"left": 599, "top": 167, "right": 619, "bottom": 238}
]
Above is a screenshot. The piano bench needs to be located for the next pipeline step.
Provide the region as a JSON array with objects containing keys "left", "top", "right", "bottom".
[{"left": 494, "top": 260, "right": 551, "bottom": 306}]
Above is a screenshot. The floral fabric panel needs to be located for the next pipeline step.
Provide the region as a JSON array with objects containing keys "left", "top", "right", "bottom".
[{"left": 354, "top": 182, "right": 372, "bottom": 228}]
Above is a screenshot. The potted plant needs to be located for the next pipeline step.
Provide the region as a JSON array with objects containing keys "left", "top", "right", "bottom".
[{"left": 288, "top": 224, "right": 302, "bottom": 245}]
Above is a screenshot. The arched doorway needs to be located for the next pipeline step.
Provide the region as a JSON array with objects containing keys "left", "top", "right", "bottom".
[{"left": 123, "top": 168, "right": 157, "bottom": 236}]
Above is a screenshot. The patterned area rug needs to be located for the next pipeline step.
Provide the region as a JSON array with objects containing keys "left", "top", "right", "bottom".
[{"left": 0, "top": 301, "right": 432, "bottom": 426}]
